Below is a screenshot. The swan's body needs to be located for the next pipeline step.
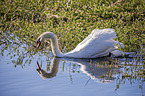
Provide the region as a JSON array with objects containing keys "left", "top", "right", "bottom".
[{"left": 37, "top": 29, "right": 125, "bottom": 58}]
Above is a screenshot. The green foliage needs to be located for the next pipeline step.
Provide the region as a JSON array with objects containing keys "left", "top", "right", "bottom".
[
  {"left": 0, "top": 0, "right": 144, "bottom": 90},
  {"left": 0, "top": 0, "right": 145, "bottom": 52}
]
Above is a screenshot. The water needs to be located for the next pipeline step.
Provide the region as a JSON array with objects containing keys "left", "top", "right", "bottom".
[{"left": 0, "top": 44, "right": 144, "bottom": 96}]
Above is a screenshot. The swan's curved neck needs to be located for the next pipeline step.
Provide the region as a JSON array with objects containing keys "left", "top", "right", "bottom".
[
  {"left": 41, "top": 32, "right": 64, "bottom": 57},
  {"left": 50, "top": 36, "right": 64, "bottom": 57}
]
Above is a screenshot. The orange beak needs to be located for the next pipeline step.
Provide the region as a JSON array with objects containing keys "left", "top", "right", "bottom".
[{"left": 36, "top": 41, "right": 41, "bottom": 48}]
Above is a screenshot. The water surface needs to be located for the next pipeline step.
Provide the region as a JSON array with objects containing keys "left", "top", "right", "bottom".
[{"left": 0, "top": 43, "right": 144, "bottom": 96}]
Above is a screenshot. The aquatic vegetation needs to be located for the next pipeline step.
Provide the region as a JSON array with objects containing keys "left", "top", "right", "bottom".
[
  {"left": 0, "top": 0, "right": 144, "bottom": 95},
  {"left": 0, "top": 0, "right": 144, "bottom": 70},
  {"left": 1, "top": 0, "right": 144, "bottom": 51}
]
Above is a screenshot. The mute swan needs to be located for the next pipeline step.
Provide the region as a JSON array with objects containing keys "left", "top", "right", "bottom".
[{"left": 37, "top": 29, "right": 125, "bottom": 58}]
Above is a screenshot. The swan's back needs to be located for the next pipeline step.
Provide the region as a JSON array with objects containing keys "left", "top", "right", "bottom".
[
  {"left": 91, "top": 29, "right": 116, "bottom": 40},
  {"left": 65, "top": 29, "right": 121, "bottom": 58}
]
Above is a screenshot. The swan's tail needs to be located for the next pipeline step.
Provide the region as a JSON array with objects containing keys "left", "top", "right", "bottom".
[{"left": 111, "top": 50, "right": 135, "bottom": 58}]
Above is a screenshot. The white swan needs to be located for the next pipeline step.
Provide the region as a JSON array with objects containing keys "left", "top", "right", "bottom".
[{"left": 36, "top": 29, "right": 124, "bottom": 58}]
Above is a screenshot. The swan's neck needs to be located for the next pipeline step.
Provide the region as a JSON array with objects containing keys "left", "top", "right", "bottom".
[
  {"left": 50, "top": 37, "right": 64, "bottom": 57},
  {"left": 39, "top": 32, "right": 64, "bottom": 57}
]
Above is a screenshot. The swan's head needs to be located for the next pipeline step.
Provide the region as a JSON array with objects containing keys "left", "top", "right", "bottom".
[{"left": 36, "top": 32, "right": 56, "bottom": 48}]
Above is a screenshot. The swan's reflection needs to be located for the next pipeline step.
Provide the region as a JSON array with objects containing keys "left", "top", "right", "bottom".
[
  {"left": 36, "top": 57, "right": 118, "bottom": 82},
  {"left": 37, "top": 57, "right": 60, "bottom": 79}
]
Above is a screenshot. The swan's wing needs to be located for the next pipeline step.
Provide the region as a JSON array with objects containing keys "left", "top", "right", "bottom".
[
  {"left": 67, "top": 39, "right": 116, "bottom": 58},
  {"left": 73, "top": 29, "right": 116, "bottom": 51},
  {"left": 66, "top": 29, "right": 118, "bottom": 58}
]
